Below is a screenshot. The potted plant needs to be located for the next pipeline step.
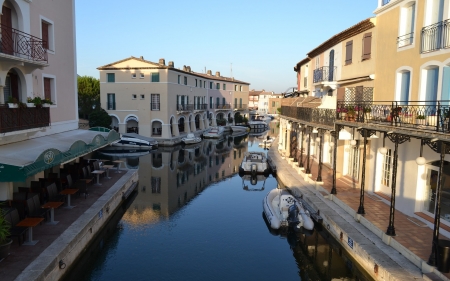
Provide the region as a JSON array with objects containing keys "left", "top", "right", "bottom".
[
  {"left": 32, "top": 97, "right": 43, "bottom": 108},
  {"left": 26, "top": 97, "right": 35, "bottom": 107},
  {"left": 0, "top": 208, "right": 12, "bottom": 260},
  {"left": 7, "top": 97, "right": 18, "bottom": 108},
  {"left": 416, "top": 115, "right": 426, "bottom": 125},
  {"left": 42, "top": 98, "right": 53, "bottom": 107},
  {"left": 346, "top": 106, "right": 356, "bottom": 121},
  {"left": 337, "top": 107, "right": 347, "bottom": 120},
  {"left": 363, "top": 107, "right": 372, "bottom": 122}
]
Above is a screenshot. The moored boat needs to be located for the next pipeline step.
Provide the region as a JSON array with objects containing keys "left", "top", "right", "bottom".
[
  {"left": 230, "top": 125, "right": 250, "bottom": 133},
  {"left": 181, "top": 133, "right": 202, "bottom": 144},
  {"left": 263, "top": 189, "right": 314, "bottom": 231},
  {"left": 239, "top": 152, "right": 270, "bottom": 176},
  {"left": 203, "top": 126, "right": 225, "bottom": 139},
  {"left": 112, "top": 133, "right": 158, "bottom": 149}
]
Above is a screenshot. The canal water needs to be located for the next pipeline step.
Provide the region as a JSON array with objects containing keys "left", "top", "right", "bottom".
[{"left": 63, "top": 123, "right": 373, "bottom": 281}]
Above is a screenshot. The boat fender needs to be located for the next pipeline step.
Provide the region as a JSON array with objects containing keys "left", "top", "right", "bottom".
[{"left": 251, "top": 164, "right": 257, "bottom": 177}]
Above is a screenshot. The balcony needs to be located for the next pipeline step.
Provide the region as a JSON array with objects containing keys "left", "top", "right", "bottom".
[
  {"left": 421, "top": 19, "right": 450, "bottom": 53},
  {"left": 0, "top": 23, "right": 47, "bottom": 63},
  {"left": 177, "top": 104, "right": 193, "bottom": 112},
  {"left": 397, "top": 32, "right": 414, "bottom": 48},
  {"left": 194, "top": 104, "right": 207, "bottom": 111},
  {"left": 313, "top": 66, "right": 336, "bottom": 83},
  {"left": 281, "top": 106, "right": 336, "bottom": 128},
  {"left": 214, "top": 104, "right": 231, "bottom": 111},
  {"left": 0, "top": 106, "right": 50, "bottom": 133},
  {"left": 233, "top": 104, "right": 248, "bottom": 111}
]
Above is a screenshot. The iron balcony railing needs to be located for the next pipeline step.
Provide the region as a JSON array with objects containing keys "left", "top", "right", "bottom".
[
  {"left": 214, "top": 103, "right": 231, "bottom": 110},
  {"left": 0, "top": 23, "right": 47, "bottom": 62},
  {"left": 421, "top": 19, "right": 450, "bottom": 53},
  {"left": 107, "top": 102, "right": 116, "bottom": 110},
  {"left": 194, "top": 104, "right": 207, "bottom": 111},
  {"left": 177, "top": 104, "right": 194, "bottom": 111},
  {"left": 0, "top": 105, "right": 50, "bottom": 133},
  {"left": 233, "top": 104, "right": 248, "bottom": 110},
  {"left": 281, "top": 106, "right": 336, "bottom": 128},
  {"left": 313, "top": 66, "right": 337, "bottom": 83},
  {"left": 151, "top": 102, "right": 160, "bottom": 111},
  {"left": 397, "top": 32, "right": 414, "bottom": 48},
  {"left": 336, "top": 100, "right": 450, "bottom": 133}
]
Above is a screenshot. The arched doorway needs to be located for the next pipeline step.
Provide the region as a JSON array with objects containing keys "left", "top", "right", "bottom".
[
  {"left": 126, "top": 116, "right": 138, "bottom": 133},
  {"left": 110, "top": 115, "right": 119, "bottom": 132},
  {"left": 195, "top": 115, "right": 200, "bottom": 130},
  {"left": 152, "top": 120, "right": 162, "bottom": 136},
  {"left": 178, "top": 117, "right": 185, "bottom": 133},
  {"left": 4, "top": 69, "right": 23, "bottom": 103}
]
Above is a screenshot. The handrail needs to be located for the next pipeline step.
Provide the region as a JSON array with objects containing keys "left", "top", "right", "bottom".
[{"left": 0, "top": 23, "right": 47, "bottom": 62}]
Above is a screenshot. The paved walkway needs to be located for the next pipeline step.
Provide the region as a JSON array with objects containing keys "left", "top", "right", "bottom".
[
  {"left": 0, "top": 167, "right": 132, "bottom": 281},
  {"left": 269, "top": 139, "right": 448, "bottom": 281}
]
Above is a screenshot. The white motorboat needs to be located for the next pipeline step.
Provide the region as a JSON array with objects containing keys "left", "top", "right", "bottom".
[
  {"left": 112, "top": 133, "right": 158, "bottom": 149},
  {"left": 98, "top": 147, "right": 150, "bottom": 157},
  {"left": 247, "top": 120, "right": 268, "bottom": 130},
  {"left": 181, "top": 133, "right": 202, "bottom": 145},
  {"left": 258, "top": 136, "right": 275, "bottom": 147},
  {"left": 230, "top": 125, "right": 250, "bottom": 133},
  {"left": 263, "top": 189, "right": 314, "bottom": 231},
  {"left": 239, "top": 152, "right": 270, "bottom": 176},
  {"left": 203, "top": 126, "right": 225, "bottom": 139}
]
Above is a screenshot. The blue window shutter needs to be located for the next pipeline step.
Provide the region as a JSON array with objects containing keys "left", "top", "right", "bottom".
[{"left": 399, "top": 72, "right": 410, "bottom": 104}]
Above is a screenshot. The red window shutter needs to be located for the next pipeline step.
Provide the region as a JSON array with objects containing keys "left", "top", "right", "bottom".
[
  {"left": 44, "top": 78, "right": 51, "bottom": 100},
  {"left": 337, "top": 87, "right": 345, "bottom": 101},
  {"left": 42, "top": 21, "right": 49, "bottom": 49},
  {"left": 362, "top": 32, "right": 372, "bottom": 60},
  {"left": 345, "top": 41, "right": 353, "bottom": 65}
]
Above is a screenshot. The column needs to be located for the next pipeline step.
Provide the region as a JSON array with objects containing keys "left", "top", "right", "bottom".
[
  {"left": 306, "top": 127, "right": 311, "bottom": 174},
  {"left": 358, "top": 129, "right": 368, "bottom": 215},
  {"left": 317, "top": 130, "right": 323, "bottom": 182}
]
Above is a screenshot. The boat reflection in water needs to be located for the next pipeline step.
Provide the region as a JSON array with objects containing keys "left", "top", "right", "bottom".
[
  {"left": 241, "top": 174, "right": 267, "bottom": 191},
  {"left": 95, "top": 133, "right": 250, "bottom": 226},
  {"left": 262, "top": 208, "right": 373, "bottom": 281}
]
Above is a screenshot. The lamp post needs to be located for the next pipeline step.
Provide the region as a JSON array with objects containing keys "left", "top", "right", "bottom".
[
  {"left": 331, "top": 125, "right": 342, "bottom": 195},
  {"left": 317, "top": 130, "right": 324, "bottom": 182},
  {"left": 357, "top": 128, "right": 373, "bottom": 215},
  {"left": 299, "top": 126, "right": 305, "bottom": 168},
  {"left": 306, "top": 126, "right": 311, "bottom": 174}
]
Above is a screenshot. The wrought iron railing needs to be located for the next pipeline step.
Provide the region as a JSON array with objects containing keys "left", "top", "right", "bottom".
[
  {"left": 336, "top": 100, "right": 450, "bottom": 133},
  {"left": 281, "top": 106, "right": 336, "bottom": 127},
  {"left": 177, "top": 104, "right": 193, "bottom": 111},
  {"left": 0, "top": 106, "right": 50, "bottom": 133},
  {"left": 313, "top": 66, "right": 337, "bottom": 83},
  {"left": 194, "top": 104, "right": 207, "bottom": 111},
  {"left": 0, "top": 23, "right": 47, "bottom": 62},
  {"left": 233, "top": 104, "right": 247, "bottom": 110},
  {"left": 421, "top": 19, "right": 450, "bottom": 53},
  {"left": 215, "top": 103, "right": 231, "bottom": 110},
  {"left": 107, "top": 102, "right": 116, "bottom": 110},
  {"left": 397, "top": 32, "right": 414, "bottom": 48},
  {"left": 151, "top": 102, "right": 160, "bottom": 111}
]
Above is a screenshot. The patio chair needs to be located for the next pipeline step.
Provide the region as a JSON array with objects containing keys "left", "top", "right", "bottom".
[
  {"left": 4, "top": 208, "right": 28, "bottom": 245},
  {"left": 26, "top": 196, "right": 47, "bottom": 221},
  {"left": 46, "top": 183, "right": 65, "bottom": 202},
  {"left": 74, "top": 179, "right": 89, "bottom": 199}
]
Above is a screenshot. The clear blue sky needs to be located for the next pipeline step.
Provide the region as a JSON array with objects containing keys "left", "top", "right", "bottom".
[{"left": 75, "top": 0, "right": 375, "bottom": 93}]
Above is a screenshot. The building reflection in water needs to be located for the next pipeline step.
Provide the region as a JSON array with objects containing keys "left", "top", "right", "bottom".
[{"left": 108, "top": 133, "right": 250, "bottom": 227}]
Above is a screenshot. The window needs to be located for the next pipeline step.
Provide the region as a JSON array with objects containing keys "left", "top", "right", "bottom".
[
  {"left": 216, "top": 97, "right": 220, "bottom": 108},
  {"left": 345, "top": 40, "right": 353, "bottom": 65},
  {"left": 184, "top": 76, "right": 187, "bottom": 85},
  {"left": 398, "top": 71, "right": 411, "bottom": 104},
  {"left": 304, "top": 77, "right": 307, "bottom": 88},
  {"left": 216, "top": 83, "right": 220, "bottom": 90},
  {"left": 362, "top": 33, "right": 372, "bottom": 60},
  {"left": 223, "top": 83, "right": 226, "bottom": 90},
  {"left": 44, "top": 77, "right": 52, "bottom": 100},
  {"left": 40, "top": 17, "right": 54, "bottom": 52},
  {"left": 315, "top": 56, "right": 320, "bottom": 68},
  {"left": 234, "top": 85, "right": 237, "bottom": 91},
  {"left": 178, "top": 75, "right": 181, "bottom": 84},
  {"left": 107, "top": 73, "right": 115, "bottom": 83},
  {"left": 210, "top": 82, "right": 213, "bottom": 89},
  {"left": 151, "top": 73, "right": 160, "bottom": 82},
  {"left": 240, "top": 86, "right": 243, "bottom": 91},
  {"left": 272, "top": 101, "right": 275, "bottom": 107},
  {"left": 150, "top": 94, "right": 160, "bottom": 111},
  {"left": 140, "top": 94, "right": 145, "bottom": 99},
  {"left": 222, "top": 98, "right": 225, "bottom": 105},
  {"left": 140, "top": 73, "right": 145, "bottom": 79},
  {"left": 132, "top": 73, "right": 136, "bottom": 79},
  {"left": 132, "top": 94, "right": 137, "bottom": 99},
  {"left": 42, "top": 74, "right": 56, "bottom": 104},
  {"left": 195, "top": 79, "right": 198, "bottom": 87},
  {"left": 210, "top": 96, "right": 213, "bottom": 109},
  {"left": 204, "top": 81, "right": 206, "bottom": 88},
  {"left": 107, "top": 93, "right": 115, "bottom": 110},
  {"left": 398, "top": 3, "right": 416, "bottom": 47},
  {"left": 151, "top": 177, "right": 161, "bottom": 193},
  {"left": 381, "top": 149, "right": 392, "bottom": 187}
]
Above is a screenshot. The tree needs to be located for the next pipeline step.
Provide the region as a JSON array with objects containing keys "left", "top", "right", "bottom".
[
  {"left": 78, "top": 76, "right": 100, "bottom": 119},
  {"left": 89, "top": 108, "right": 112, "bottom": 129}
]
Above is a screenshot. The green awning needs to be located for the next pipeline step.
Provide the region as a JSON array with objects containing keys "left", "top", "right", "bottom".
[{"left": 0, "top": 128, "right": 120, "bottom": 182}]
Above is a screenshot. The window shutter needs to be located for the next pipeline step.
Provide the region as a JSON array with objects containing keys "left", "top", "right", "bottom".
[
  {"left": 337, "top": 87, "right": 345, "bottom": 101},
  {"left": 345, "top": 41, "right": 353, "bottom": 65},
  {"left": 44, "top": 78, "right": 51, "bottom": 100},
  {"left": 362, "top": 33, "right": 372, "bottom": 60},
  {"left": 42, "top": 22, "right": 49, "bottom": 49}
]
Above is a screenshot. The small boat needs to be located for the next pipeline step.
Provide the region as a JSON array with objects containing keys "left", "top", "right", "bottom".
[
  {"left": 241, "top": 174, "right": 267, "bottom": 191},
  {"left": 239, "top": 152, "right": 270, "bottom": 176},
  {"left": 263, "top": 189, "right": 314, "bottom": 231},
  {"left": 181, "top": 133, "right": 202, "bottom": 145},
  {"left": 258, "top": 136, "right": 275, "bottom": 147},
  {"left": 230, "top": 125, "right": 250, "bottom": 133},
  {"left": 112, "top": 133, "right": 158, "bottom": 149},
  {"left": 203, "top": 126, "right": 225, "bottom": 139},
  {"left": 247, "top": 120, "right": 268, "bottom": 130}
]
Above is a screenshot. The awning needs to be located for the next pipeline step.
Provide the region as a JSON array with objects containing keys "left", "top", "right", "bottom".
[{"left": 0, "top": 128, "right": 120, "bottom": 182}]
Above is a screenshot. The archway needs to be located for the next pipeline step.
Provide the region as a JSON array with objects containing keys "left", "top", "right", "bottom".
[
  {"left": 195, "top": 115, "right": 200, "bottom": 130},
  {"left": 152, "top": 120, "right": 162, "bottom": 136},
  {"left": 178, "top": 117, "right": 185, "bottom": 133},
  {"left": 125, "top": 116, "right": 139, "bottom": 133},
  {"left": 110, "top": 115, "right": 119, "bottom": 132},
  {"left": 4, "top": 68, "right": 26, "bottom": 103}
]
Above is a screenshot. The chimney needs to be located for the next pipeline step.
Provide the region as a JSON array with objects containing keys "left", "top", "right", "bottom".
[
  {"left": 140, "top": 56, "right": 144, "bottom": 60},
  {"left": 187, "top": 66, "right": 191, "bottom": 72},
  {"left": 159, "top": 58, "right": 165, "bottom": 66},
  {"left": 168, "top": 61, "right": 174, "bottom": 68},
  {"left": 215, "top": 71, "right": 220, "bottom": 77},
  {"left": 183, "top": 65, "right": 187, "bottom": 71},
  {"left": 207, "top": 70, "right": 212, "bottom": 75}
]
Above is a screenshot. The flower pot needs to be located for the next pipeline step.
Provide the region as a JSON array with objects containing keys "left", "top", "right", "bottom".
[
  {"left": 340, "top": 113, "right": 346, "bottom": 120},
  {"left": 42, "top": 103, "right": 51, "bottom": 108},
  {"left": 416, "top": 119, "right": 425, "bottom": 125},
  {"left": 26, "top": 103, "right": 35, "bottom": 107},
  {"left": 8, "top": 103, "right": 18, "bottom": 108},
  {"left": 0, "top": 239, "right": 12, "bottom": 260}
]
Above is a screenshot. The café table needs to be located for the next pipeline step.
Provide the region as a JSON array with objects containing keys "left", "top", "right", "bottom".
[
  {"left": 102, "top": 165, "right": 115, "bottom": 179},
  {"left": 113, "top": 160, "right": 124, "bottom": 173},
  {"left": 41, "top": 201, "right": 64, "bottom": 225},
  {"left": 16, "top": 217, "right": 44, "bottom": 245},
  {"left": 60, "top": 188, "right": 79, "bottom": 208},
  {"left": 91, "top": 170, "right": 105, "bottom": 185}
]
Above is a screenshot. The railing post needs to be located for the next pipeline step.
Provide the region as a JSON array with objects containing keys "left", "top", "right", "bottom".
[
  {"left": 317, "top": 130, "right": 323, "bottom": 182},
  {"left": 437, "top": 101, "right": 441, "bottom": 132},
  {"left": 299, "top": 127, "right": 304, "bottom": 168},
  {"left": 306, "top": 126, "right": 311, "bottom": 174},
  {"left": 358, "top": 129, "right": 368, "bottom": 215}
]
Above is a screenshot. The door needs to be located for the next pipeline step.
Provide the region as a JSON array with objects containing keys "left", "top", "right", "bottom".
[
  {"left": 328, "top": 50, "right": 335, "bottom": 81},
  {"left": 10, "top": 72, "right": 19, "bottom": 100},
  {"left": 1, "top": 6, "right": 13, "bottom": 55},
  {"left": 348, "top": 141, "right": 360, "bottom": 181}
]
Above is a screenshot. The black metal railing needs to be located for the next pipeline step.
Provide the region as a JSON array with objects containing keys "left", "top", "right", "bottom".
[
  {"left": 281, "top": 106, "right": 336, "bottom": 128},
  {"left": 151, "top": 103, "right": 160, "bottom": 111},
  {"left": 421, "top": 19, "right": 450, "bottom": 53},
  {"left": 107, "top": 102, "right": 116, "bottom": 110},
  {"left": 0, "top": 106, "right": 50, "bottom": 133},
  {"left": 313, "top": 66, "right": 337, "bottom": 83},
  {"left": 177, "top": 104, "right": 193, "bottom": 111},
  {"left": 215, "top": 103, "right": 231, "bottom": 110},
  {"left": 233, "top": 104, "right": 248, "bottom": 110},
  {"left": 194, "top": 104, "right": 207, "bottom": 111},
  {"left": 382, "top": 0, "right": 391, "bottom": 5},
  {"left": 397, "top": 32, "right": 414, "bottom": 48},
  {"left": 336, "top": 100, "right": 450, "bottom": 133},
  {"left": 0, "top": 23, "right": 47, "bottom": 62}
]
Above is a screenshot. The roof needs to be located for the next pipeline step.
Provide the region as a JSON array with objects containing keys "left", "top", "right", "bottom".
[
  {"left": 97, "top": 56, "right": 250, "bottom": 85},
  {"left": 294, "top": 57, "right": 311, "bottom": 72}
]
